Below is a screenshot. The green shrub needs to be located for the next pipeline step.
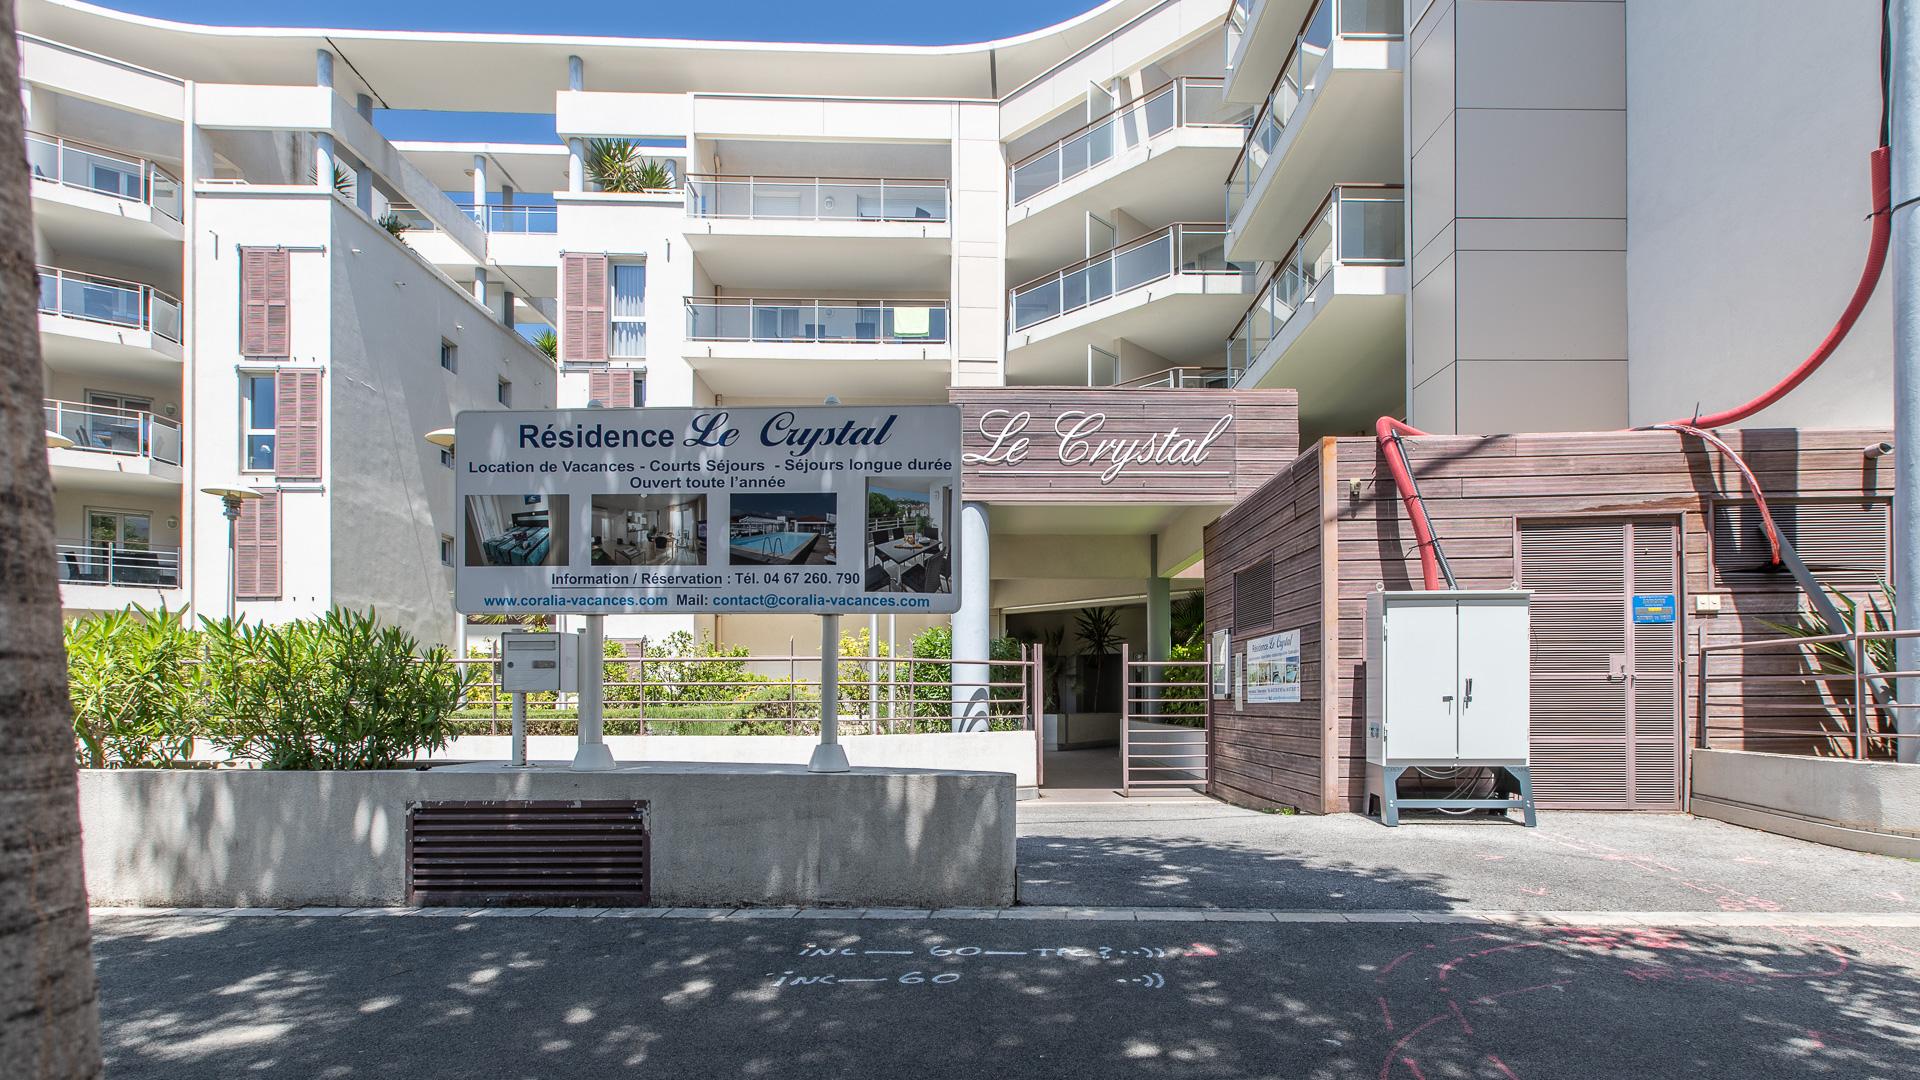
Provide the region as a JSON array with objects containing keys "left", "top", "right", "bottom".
[
  {"left": 1156, "top": 639, "right": 1209, "bottom": 728},
  {"left": 200, "top": 608, "right": 473, "bottom": 769},
  {"left": 64, "top": 606, "right": 203, "bottom": 768}
]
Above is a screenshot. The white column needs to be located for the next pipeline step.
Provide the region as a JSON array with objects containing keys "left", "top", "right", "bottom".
[
  {"left": 473, "top": 266, "right": 488, "bottom": 307},
  {"left": 355, "top": 92, "right": 372, "bottom": 120},
  {"left": 1893, "top": 0, "right": 1920, "bottom": 762},
  {"left": 568, "top": 138, "right": 585, "bottom": 193},
  {"left": 314, "top": 133, "right": 335, "bottom": 192},
  {"left": 315, "top": 48, "right": 334, "bottom": 89},
  {"left": 471, "top": 153, "right": 487, "bottom": 225},
  {"left": 568, "top": 54, "right": 585, "bottom": 92},
  {"left": 573, "top": 622, "right": 614, "bottom": 770},
  {"left": 952, "top": 501, "right": 991, "bottom": 732},
  {"left": 809, "top": 614, "right": 850, "bottom": 772}
]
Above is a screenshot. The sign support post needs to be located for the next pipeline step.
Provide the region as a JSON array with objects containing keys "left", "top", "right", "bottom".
[
  {"left": 573, "top": 621, "right": 615, "bottom": 771},
  {"left": 810, "top": 614, "right": 849, "bottom": 772}
]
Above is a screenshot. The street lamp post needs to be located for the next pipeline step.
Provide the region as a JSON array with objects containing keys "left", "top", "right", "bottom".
[{"left": 199, "top": 487, "right": 261, "bottom": 623}]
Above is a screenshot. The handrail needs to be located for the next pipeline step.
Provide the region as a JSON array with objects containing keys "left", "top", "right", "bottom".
[
  {"left": 684, "top": 174, "right": 950, "bottom": 222},
  {"left": 1698, "top": 623, "right": 1920, "bottom": 760},
  {"left": 43, "top": 397, "right": 184, "bottom": 466},
  {"left": 36, "top": 265, "right": 184, "bottom": 344},
  {"left": 25, "top": 129, "right": 183, "bottom": 221},
  {"left": 1227, "top": 184, "right": 1401, "bottom": 342},
  {"left": 685, "top": 297, "right": 949, "bottom": 343},
  {"left": 54, "top": 540, "right": 182, "bottom": 589},
  {"left": 1114, "top": 366, "right": 1233, "bottom": 389},
  {"left": 684, "top": 173, "right": 947, "bottom": 184},
  {"left": 1009, "top": 76, "right": 1229, "bottom": 171},
  {"left": 1008, "top": 222, "right": 1234, "bottom": 295}
]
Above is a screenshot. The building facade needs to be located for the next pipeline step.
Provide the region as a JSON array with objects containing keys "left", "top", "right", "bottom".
[{"left": 18, "top": 0, "right": 1896, "bottom": 718}]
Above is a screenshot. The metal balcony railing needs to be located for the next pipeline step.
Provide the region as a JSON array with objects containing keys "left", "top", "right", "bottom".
[
  {"left": 43, "top": 397, "right": 184, "bottom": 466},
  {"left": 36, "top": 266, "right": 182, "bottom": 344},
  {"left": 684, "top": 175, "right": 949, "bottom": 223},
  {"left": 686, "top": 298, "right": 949, "bottom": 344},
  {"left": 25, "top": 130, "right": 183, "bottom": 222},
  {"left": 1008, "top": 77, "right": 1253, "bottom": 206},
  {"left": 1114, "top": 366, "right": 1235, "bottom": 389},
  {"left": 1226, "top": 0, "right": 1257, "bottom": 79},
  {"left": 55, "top": 540, "right": 181, "bottom": 589},
  {"left": 1226, "top": 185, "right": 1403, "bottom": 381},
  {"left": 1225, "top": 0, "right": 1403, "bottom": 222},
  {"left": 1009, "top": 223, "right": 1252, "bottom": 333}
]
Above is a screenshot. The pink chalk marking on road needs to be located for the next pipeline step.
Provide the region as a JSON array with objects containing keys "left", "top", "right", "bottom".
[
  {"left": 1485, "top": 1053, "right": 1522, "bottom": 1080},
  {"left": 1379, "top": 1015, "right": 1450, "bottom": 1080},
  {"left": 1448, "top": 999, "right": 1475, "bottom": 1035},
  {"left": 1400, "top": 1058, "right": 1430, "bottom": 1080},
  {"left": 1187, "top": 943, "right": 1219, "bottom": 957},
  {"left": 1470, "top": 981, "right": 1568, "bottom": 1006},
  {"left": 1517, "top": 886, "right": 1548, "bottom": 897},
  {"left": 1378, "top": 995, "right": 1394, "bottom": 1032},
  {"left": 1438, "top": 942, "right": 1549, "bottom": 981},
  {"left": 1379, "top": 944, "right": 1435, "bottom": 979}
]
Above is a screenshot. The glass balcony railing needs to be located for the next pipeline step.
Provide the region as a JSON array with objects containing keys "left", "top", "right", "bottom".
[
  {"left": 36, "top": 266, "right": 182, "bottom": 344},
  {"left": 1008, "top": 77, "right": 1254, "bottom": 206},
  {"left": 460, "top": 203, "right": 559, "bottom": 234},
  {"left": 56, "top": 540, "right": 181, "bottom": 589},
  {"left": 1225, "top": 0, "right": 1403, "bottom": 222},
  {"left": 25, "top": 131, "right": 183, "bottom": 222},
  {"left": 1226, "top": 185, "right": 1403, "bottom": 380},
  {"left": 684, "top": 175, "right": 949, "bottom": 223},
  {"left": 686, "top": 299, "right": 948, "bottom": 344},
  {"left": 43, "top": 397, "right": 184, "bottom": 467},
  {"left": 1009, "top": 223, "right": 1253, "bottom": 333}
]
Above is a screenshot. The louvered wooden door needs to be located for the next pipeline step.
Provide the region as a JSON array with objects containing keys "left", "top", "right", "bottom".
[{"left": 1518, "top": 520, "right": 1683, "bottom": 810}]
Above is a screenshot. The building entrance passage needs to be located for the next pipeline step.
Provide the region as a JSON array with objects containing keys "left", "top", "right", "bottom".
[
  {"left": 1518, "top": 519, "right": 1684, "bottom": 810},
  {"left": 1120, "top": 644, "right": 1211, "bottom": 795}
]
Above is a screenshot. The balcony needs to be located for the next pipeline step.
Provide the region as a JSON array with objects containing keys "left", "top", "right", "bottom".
[
  {"left": 56, "top": 540, "right": 182, "bottom": 611},
  {"left": 1227, "top": 185, "right": 1405, "bottom": 435},
  {"left": 1115, "top": 366, "right": 1235, "bottom": 389},
  {"left": 1224, "top": 0, "right": 1317, "bottom": 104},
  {"left": 1224, "top": 0, "right": 1404, "bottom": 263},
  {"left": 37, "top": 266, "right": 184, "bottom": 373},
  {"left": 683, "top": 175, "right": 951, "bottom": 292},
  {"left": 683, "top": 297, "right": 950, "bottom": 401},
  {"left": 43, "top": 397, "right": 185, "bottom": 489},
  {"left": 26, "top": 131, "right": 184, "bottom": 251},
  {"left": 1007, "top": 224, "right": 1255, "bottom": 382},
  {"left": 1011, "top": 77, "right": 1253, "bottom": 203}
]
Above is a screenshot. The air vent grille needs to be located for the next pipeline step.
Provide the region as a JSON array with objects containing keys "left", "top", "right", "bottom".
[{"left": 407, "top": 800, "right": 649, "bottom": 907}]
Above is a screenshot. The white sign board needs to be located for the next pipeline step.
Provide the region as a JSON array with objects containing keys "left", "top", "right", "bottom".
[
  {"left": 1244, "top": 629, "right": 1302, "bottom": 704},
  {"left": 453, "top": 406, "right": 961, "bottom": 615},
  {"left": 1211, "top": 629, "right": 1231, "bottom": 698}
]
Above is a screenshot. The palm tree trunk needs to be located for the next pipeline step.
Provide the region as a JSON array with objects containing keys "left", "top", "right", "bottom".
[{"left": 0, "top": 0, "right": 105, "bottom": 1072}]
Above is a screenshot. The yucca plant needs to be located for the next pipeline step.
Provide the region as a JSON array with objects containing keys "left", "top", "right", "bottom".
[
  {"left": 64, "top": 605, "right": 203, "bottom": 768},
  {"left": 632, "top": 157, "right": 675, "bottom": 190},
  {"left": 586, "top": 138, "right": 676, "bottom": 192},
  {"left": 376, "top": 212, "right": 410, "bottom": 236},
  {"left": 331, "top": 164, "right": 354, "bottom": 197},
  {"left": 532, "top": 328, "right": 558, "bottom": 360},
  {"left": 1762, "top": 582, "right": 1896, "bottom": 741}
]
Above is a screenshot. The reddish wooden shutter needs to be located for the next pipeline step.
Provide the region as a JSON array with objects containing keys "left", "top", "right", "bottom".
[
  {"left": 561, "top": 253, "right": 609, "bottom": 362},
  {"left": 234, "top": 490, "right": 282, "bottom": 600},
  {"left": 274, "top": 369, "right": 323, "bottom": 481},
  {"left": 607, "top": 369, "right": 635, "bottom": 408},
  {"left": 587, "top": 368, "right": 612, "bottom": 406},
  {"left": 240, "top": 248, "right": 290, "bottom": 357}
]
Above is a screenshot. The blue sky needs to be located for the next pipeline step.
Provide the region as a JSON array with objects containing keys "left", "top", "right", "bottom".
[
  {"left": 109, "top": 0, "right": 1102, "bottom": 141},
  {"left": 105, "top": 0, "right": 1100, "bottom": 44}
]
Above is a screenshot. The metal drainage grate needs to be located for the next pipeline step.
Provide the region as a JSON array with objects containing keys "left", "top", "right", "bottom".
[{"left": 407, "top": 800, "right": 650, "bottom": 907}]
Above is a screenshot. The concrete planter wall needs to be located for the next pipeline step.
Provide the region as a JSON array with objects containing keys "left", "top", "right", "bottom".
[
  {"left": 1691, "top": 748, "right": 1920, "bottom": 857},
  {"left": 78, "top": 763, "right": 1016, "bottom": 909}
]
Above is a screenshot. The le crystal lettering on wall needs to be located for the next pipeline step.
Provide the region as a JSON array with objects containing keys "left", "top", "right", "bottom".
[{"left": 963, "top": 408, "right": 1234, "bottom": 484}]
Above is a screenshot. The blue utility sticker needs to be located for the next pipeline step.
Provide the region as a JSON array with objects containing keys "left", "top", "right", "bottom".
[{"left": 1632, "top": 593, "right": 1677, "bottom": 624}]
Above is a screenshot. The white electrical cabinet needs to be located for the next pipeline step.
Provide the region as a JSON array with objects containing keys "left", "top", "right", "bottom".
[
  {"left": 500, "top": 632, "right": 579, "bottom": 694},
  {"left": 1364, "top": 589, "right": 1536, "bottom": 826}
]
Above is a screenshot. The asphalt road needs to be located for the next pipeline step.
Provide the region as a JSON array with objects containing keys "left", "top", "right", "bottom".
[{"left": 92, "top": 911, "right": 1920, "bottom": 1079}]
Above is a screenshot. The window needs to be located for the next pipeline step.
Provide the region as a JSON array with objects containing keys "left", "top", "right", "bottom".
[
  {"left": 440, "top": 447, "right": 454, "bottom": 468},
  {"left": 610, "top": 261, "right": 646, "bottom": 358},
  {"left": 241, "top": 374, "right": 275, "bottom": 471},
  {"left": 631, "top": 370, "right": 647, "bottom": 407},
  {"left": 440, "top": 535, "right": 454, "bottom": 566},
  {"left": 440, "top": 339, "right": 457, "bottom": 372},
  {"left": 497, "top": 378, "right": 512, "bottom": 406}
]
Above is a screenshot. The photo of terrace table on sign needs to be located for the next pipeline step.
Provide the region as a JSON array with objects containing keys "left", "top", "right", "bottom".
[
  {"left": 590, "top": 494, "right": 706, "bottom": 566},
  {"left": 727, "top": 492, "right": 837, "bottom": 565},
  {"left": 464, "top": 494, "right": 568, "bottom": 567},
  {"left": 864, "top": 477, "right": 952, "bottom": 594}
]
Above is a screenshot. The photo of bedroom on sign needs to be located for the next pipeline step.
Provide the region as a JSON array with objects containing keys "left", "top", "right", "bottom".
[
  {"left": 465, "top": 494, "right": 569, "bottom": 567},
  {"left": 590, "top": 494, "right": 707, "bottom": 566},
  {"left": 728, "top": 492, "right": 836, "bottom": 566},
  {"left": 865, "top": 477, "right": 951, "bottom": 594}
]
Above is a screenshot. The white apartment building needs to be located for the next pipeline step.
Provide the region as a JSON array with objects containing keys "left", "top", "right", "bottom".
[{"left": 17, "top": 0, "right": 1895, "bottom": 668}]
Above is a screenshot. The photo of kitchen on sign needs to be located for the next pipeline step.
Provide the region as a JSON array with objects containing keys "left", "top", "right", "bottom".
[
  {"left": 864, "top": 477, "right": 952, "bottom": 594},
  {"left": 727, "top": 492, "right": 837, "bottom": 566}
]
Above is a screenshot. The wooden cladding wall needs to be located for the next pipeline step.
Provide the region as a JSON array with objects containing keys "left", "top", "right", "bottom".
[
  {"left": 1205, "top": 428, "right": 1896, "bottom": 814},
  {"left": 951, "top": 388, "right": 1298, "bottom": 502},
  {"left": 1202, "top": 442, "right": 1334, "bottom": 812}
]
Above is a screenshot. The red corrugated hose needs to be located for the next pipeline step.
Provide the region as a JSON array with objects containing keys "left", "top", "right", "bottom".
[{"left": 1377, "top": 146, "right": 1892, "bottom": 590}]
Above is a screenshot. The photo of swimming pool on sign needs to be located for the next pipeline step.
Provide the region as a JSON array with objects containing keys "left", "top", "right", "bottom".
[{"left": 728, "top": 491, "right": 837, "bottom": 566}]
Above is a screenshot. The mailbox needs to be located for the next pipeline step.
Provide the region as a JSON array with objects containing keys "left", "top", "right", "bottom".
[{"left": 499, "top": 632, "right": 579, "bottom": 694}]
